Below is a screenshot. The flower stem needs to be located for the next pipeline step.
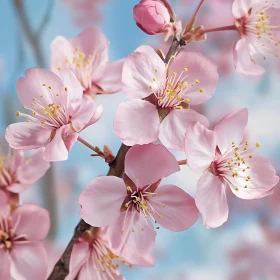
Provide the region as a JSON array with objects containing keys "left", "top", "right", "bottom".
[
  {"left": 202, "top": 25, "right": 238, "bottom": 34},
  {"left": 178, "top": 159, "right": 187, "bottom": 165},
  {"left": 184, "top": 0, "right": 205, "bottom": 34},
  {"left": 77, "top": 136, "right": 98, "bottom": 153}
]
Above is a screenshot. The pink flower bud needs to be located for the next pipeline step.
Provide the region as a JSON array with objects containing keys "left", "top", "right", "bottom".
[{"left": 133, "top": 0, "right": 171, "bottom": 35}]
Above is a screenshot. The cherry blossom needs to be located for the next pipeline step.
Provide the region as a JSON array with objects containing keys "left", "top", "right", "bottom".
[
  {"left": 114, "top": 45, "right": 218, "bottom": 150},
  {"left": 0, "top": 148, "right": 50, "bottom": 203},
  {"left": 79, "top": 144, "right": 198, "bottom": 265},
  {"left": 66, "top": 227, "right": 131, "bottom": 280},
  {"left": 185, "top": 108, "right": 279, "bottom": 228},
  {"left": 5, "top": 68, "right": 102, "bottom": 161},
  {"left": 51, "top": 27, "right": 124, "bottom": 98},
  {"left": 233, "top": 0, "right": 280, "bottom": 76},
  {"left": 0, "top": 191, "right": 50, "bottom": 280}
]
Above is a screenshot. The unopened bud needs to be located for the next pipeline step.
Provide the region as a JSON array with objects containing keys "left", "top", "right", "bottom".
[{"left": 133, "top": 0, "right": 171, "bottom": 35}]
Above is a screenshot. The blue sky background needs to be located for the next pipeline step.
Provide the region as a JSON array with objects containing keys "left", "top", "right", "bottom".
[{"left": 1, "top": 1, "right": 280, "bottom": 279}]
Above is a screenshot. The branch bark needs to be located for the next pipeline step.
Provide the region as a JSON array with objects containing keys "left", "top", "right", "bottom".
[
  {"left": 47, "top": 37, "right": 183, "bottom": 280},
  {"left": 47, "top": 144, "right": 130, "bottom": 280}
]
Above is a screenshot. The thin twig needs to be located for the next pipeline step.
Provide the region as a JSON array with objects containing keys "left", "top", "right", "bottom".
[
  {"left": 36, "top": 0, "right": 54, "bottom": 35},
  {"left": 13, "top": 0, "right": 46, "bottom": 67}
]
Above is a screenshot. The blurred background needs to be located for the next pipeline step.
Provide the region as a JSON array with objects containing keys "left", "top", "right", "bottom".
[{"left": 0, "top": 0, "right": 280, "bottom": 279}]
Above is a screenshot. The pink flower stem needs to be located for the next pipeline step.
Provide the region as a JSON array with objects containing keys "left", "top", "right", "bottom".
[
  {"left": 202, "top": 25, "right": 238, "bottom": 34},
  {"left": 161, "top": 0, "right": 176, "bottom": 21},
  {"left": 184, "top": 0, "right": 205, "bottom": 34},
  {"left": 178, "top": 159, "right": 187, "bottom": 165},
  {"left": 77, "top": 136, "right": 99, "bottom": 154}
]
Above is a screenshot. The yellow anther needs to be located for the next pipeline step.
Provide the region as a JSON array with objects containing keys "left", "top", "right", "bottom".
[
  {"left": 199, "top": 88, "right": 204, "bottom": 93},
  {"left": 58, "top": 67, "right": 62, "bottom": 71},
  {"left": 42, "top": 83, "right": 46, "bottom": 86},
  {"left": 16, "top": 111, "right": 20, "bottom": 116},
  {"left": 170, "top": 55, "right": 175, "bottom": 59},
  {"left": 195, "top": 79, "right": 199, "bottom": 84},
  {"left": 48, "top": 86, "right": 52, "bottom": 89},
  {"left": 155, "top": 69, "right": 158, "bottom": 73},
  {"left": 184, "top": 68, "right": 188, "bottom": 72},
  {"left": 153, "top": 78, "right": 156, "bottom": 82},
  {"left": 249, "top": 155, "right": 253, "bottom": 159},
  {"left": 65, "top": 87, "right": 68, "bottom": 92},
  {"left": 149, "top": 85, "right": 153, "bottom": 89},
  {"left": 256, "top": 142, "right": 261, "bottom": 148}
]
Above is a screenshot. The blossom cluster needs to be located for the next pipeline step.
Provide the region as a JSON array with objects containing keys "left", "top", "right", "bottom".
[{"left": 1, "top": 0, "right": 280, "bottom": 279}]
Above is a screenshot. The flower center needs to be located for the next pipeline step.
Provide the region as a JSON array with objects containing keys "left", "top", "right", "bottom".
[
  {"left": 15, "top": 85, "right": 69, "bottom": 129},
  {"left": 211, "top": 141, "right": 261, "bottom": 191},
  {"left": 57, "top": 47, "right": 102, "bottom": 91},
  {"left": 148, "top": 59, "right": 204, "bottom": 111},
  {"left": 0, "top": 229, "right": 12, "bottom": 250},
  {"left": 235, "top": 4, "right": 280, "bottom": 60},
  {"left": 0, "top": 153, "right": 17, "bottom": 189}
]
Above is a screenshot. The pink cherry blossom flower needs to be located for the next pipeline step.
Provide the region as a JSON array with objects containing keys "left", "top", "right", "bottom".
[
  {"left": 232, "top": 0, "right": 280, "bottom": 76},
  {"left": 51, "top": 27, "right": 124, "bottom": 98},
  {"left": 61, "top": 0, "right": 109, "bottom": 27},
  {"left": 114, "top": 45, "right": 218, "bottom": 150},
  {"left": 0, "top": 191, "right": 50, "bottom": 280},
  {"left": 66, "top": 227, "right": 131, "bottom": 280},
  {"left": 5, "top": 68, "right": 102, "bottom": 161},
  {"left": 0, "top": 148, "right": 50, "bottom": 203},
  {"left": 230, "top": 241, "right": 280, "bottom": 280},
  {"left": 79, "top": 144, "right": 198, "bottom": 265},
  {"left": 185, "top": 108, "right": 279, "bottom": 228}
]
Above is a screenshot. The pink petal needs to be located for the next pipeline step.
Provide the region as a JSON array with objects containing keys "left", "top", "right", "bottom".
[
  {"left": 214, "top": 108, "right": 248, "bottom": 154},
  {"left": 0, "top": 190, "right": 10, "bottom": 217},
  {"left": 10, "top": 243, "right": 48, "bottom": 280},
  {"left": 149, "top": 184, "right": 199, "bottom": 231},
  {"left": 66, "top": 241, "right": 90, "bottom": 280},
  {"left": 43, "top": 126, "right": 69, "bottom": 161},
  {"left": 94, "top": 59, "right": 124, "bottom": 93},
  {"left": 16, "top": 68, "right": 64, "bottom": 108},
  {"left": 230, "top": 154, "right": 279, "bottom": 199},
  {"left": 59, "top": 69, "right": 84, "bottom": 114},
  {"left": 232, "top": 0, "right": 253, "bottom": 18},
  {"left": 125, "top": 143, "right": 180, "bottom": 188},
  {"left": 122, "top": 45, "right": 166, "bottom": 99},
  {"left": 12, "top": 204, "right": 50, "bottom": 241},
  {"left": 79, "top": 176, "right": 127, "bottom": 227},
  {"left": 159, "top": 109, "right": 209, "bottom": 151},
  {"left": 10, "top": 150, "right": 24, "bottom": 171},
  {"left": 106, "top": 209, "right": 155, "bottom": 266},
  {"left": 114, "top": 100, "right": 160, "bottom": 146},
  {"left": 169, "top": 50, "right": 219, "bottom": 105},
  {"left": 0, "top": 249, "right": 11, "bottom": 280},
  {"left": 233, "top": 39, "right": 265, "bottom": 76},
  {"left": 84, "top": 104, "right": 103, "bottom": 129},
  {"left": 71, "top": 98, "right": 102, "bottom": 132},
  {"left": 50, "top": 36, "right": 75, "bottom": 76},
  {"left": 13, "top": 149, "right": 50, "bottom": 190},
  {"left": 196, "top": 172, "right": 229, "bottom": 228},
  {"left": 185, "top": 122, "right": 216, "bottom": 173},
  {"left": 5, "top": 122, "right": 51, "bottom": 150},
  {"left": 70, "top": 26, "right": 109, "bottom": 61}
]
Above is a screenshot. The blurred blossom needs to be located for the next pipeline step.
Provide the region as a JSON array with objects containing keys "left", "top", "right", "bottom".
[
  {"left": 61, "top": 0, "right": 109, "bottom": 27},
  {"left": 230, "top": 241, "right": 280, "bottom": 280}
]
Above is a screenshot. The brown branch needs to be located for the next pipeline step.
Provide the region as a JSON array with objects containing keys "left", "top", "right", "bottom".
[{"left": 47, "top": 37, "right": 183, "bottom": 280}]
